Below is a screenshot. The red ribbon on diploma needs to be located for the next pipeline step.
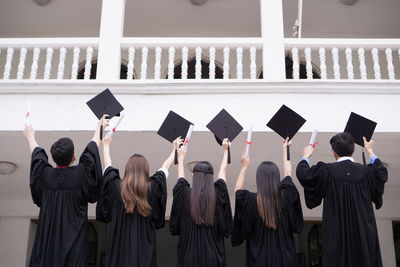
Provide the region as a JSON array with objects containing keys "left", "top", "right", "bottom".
[
  {"left": 309, "top": 142, "right": 319, "bottom": 148},
  {"left": 26, "top": 112, "right": 30, "bottom": 118},
  {"left": 245, "top": 139, "right": 254, "bottom": 145},
  {"left": 183, "top": 138, "right": 189, "bottom": 147},
  {"left": 112, "top": 128, "right": 116, "bottom": 133}
]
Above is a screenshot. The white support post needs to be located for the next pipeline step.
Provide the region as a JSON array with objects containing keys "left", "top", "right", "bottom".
[
  {"left": 260, "top": 0, "right": 285, "bottom": 80},
  {"left": 96, "top": 0, "right": 126, "bottom": 81}
]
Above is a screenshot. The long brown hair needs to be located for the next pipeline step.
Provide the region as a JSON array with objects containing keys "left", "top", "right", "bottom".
[
  {"left": 120, "top": 154, "right": 152, "bottom": 216},
  {"left": 190, "top": 161, "right": 216, "bottom": 226},
  {"left": 256, "top": 161, "right": 281, "bottom": 230}
]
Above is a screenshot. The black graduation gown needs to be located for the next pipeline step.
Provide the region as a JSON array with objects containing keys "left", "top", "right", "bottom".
[
  {"left": 296, "top": 158, "right": 388, "bottom": 267},
  {"left": 169, "top": 178, "right": 233, "bottom": 267},
  {"left": 29, "top": 141, "right": 103, "bottom": 267},
  {"left": 96, "top": 167, "right": 167, "bottom": 267},
  {"left": 231, "top": 176, "right": 304, "bottom": 267}
]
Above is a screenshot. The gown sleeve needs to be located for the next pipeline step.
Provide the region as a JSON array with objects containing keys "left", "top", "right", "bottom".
[
  {"left": 150, "top": 170, "right": 167, "bottom": 229},
  {"left": 280, "top": 176, "right": 304, "bottom": 233},
  {"left": 296, "top": 160, "right": 329, "bottom": 209},
  {"left": 366, "top": 158, "right": 388, "bottom": 209},
  {"left": 79, "top": 141, "right": 103, "bottom": 203},
  {"left": 231, "top": 189, "right": 253, "bottom": 246},
  {"left": 96, "top": 167, "right": 121, "bottom": 223},
  {"left": 169, "top": 178, "right": 190, "bottom": 236},
  {"left": 215, "top": 179, "right": 233, "bottom": 237},
  {"left": 30, "top": 147, "right": 52, "bottom": 207}
]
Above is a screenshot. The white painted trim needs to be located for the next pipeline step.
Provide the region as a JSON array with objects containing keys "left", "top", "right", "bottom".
[
  {"left": 285, "top": 38, "right": 400, "bottom": 49},
  {"left": 0, "top": 38, "right": 99, "bottom": 48}
]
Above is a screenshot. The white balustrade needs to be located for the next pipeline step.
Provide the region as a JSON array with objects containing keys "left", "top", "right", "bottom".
[
  {"left": 250, "top": 47, "right": 257, "bottom": 80},
  {"left": 57, "top": 47, "right": 67, "bottom": 80},
  {"left": 385, "top": 48, "right": 395, "bottom": 80},
  {"left": 181, "top": 47, "right": 189, "bottom": 80},
  {"left": 127, "top": 47, "right": 135, "bottom": 80},
  {"left": 154, "top": 47, "right": 162, "bottom": 80},
  {"left": 43, "top": 47, "right": 54, "bottom": 80},
  {"left": 304, "top": 47, "right": 312, "bottom": 80},
  {"left": 17, "top": 48, "right": 27, "bottom": 80},
  {"left": 71, "top": 47, "right": 80, "bottom": 80},
  {"left": 236, "top": 47, "right": 243, "bottom": 80},
  {"left": 371, "top": 48, "right": 381, "bottom": 80},
  {"left": 291, "top": 47, "right": 299, "bottom": 80},
  {"left": 345, "top": 48, "right": 354, "bottom": 80},
  {"left": 195, "top": 47, "right": 202, "bottom": 80},
  {"left": 223, "top": 47, "right": 230, "bottom": 79},
  {"left": 3, "top": 47, "right": 14, "bottom": 80},
  {"left": 84, "top": 47, "right": 93, "bottom": 80},
  {"left": 318, "top": 47, "right": 327, "bottom": 79},
  {"left": 332, "top": 48, "right": 340, "bottom": 80},
  {"left": 358, "top": 48, "right": 367, "bottom": 80},
  {"left": 30, "top": 47, "right": 40, "bottom": 80},
  {"left": 209, "top": 47, "right": 216, "bottom": 80},
  {"left": 168, "top": 47, "right": 175, "bottom": 80},
  {"left": 140, "top": 47, "right": 148, "bottom": 80}
]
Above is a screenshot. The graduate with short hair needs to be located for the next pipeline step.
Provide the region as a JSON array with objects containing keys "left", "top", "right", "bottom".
[
  {"left": 169, "top": 137, "right": 233, "bottom": 267},
  {"left": 24, "top": 115, "right": 109, "bottom": 267},
  {"left": 231, "top": 138, "right": 304, "bottom": 267},
  {"left": 296, "top": 120, "right": 388, "bottom": 267}
]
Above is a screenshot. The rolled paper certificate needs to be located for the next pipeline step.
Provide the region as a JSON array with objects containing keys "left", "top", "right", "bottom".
[
  {"left": 25, "top": 101, "right": 31, "bottom": 126},
  {"left": 309, "top": 129, "right": 318, "bottom": 148},
  {"left": 109, "top": 114, "right": 125, "bottom": 136},
  {"left": 182, "top": 124, "right": 194, "bottom": 151},
  {"left": 245, "top": 125, "right": 253, "bottom": 158}
]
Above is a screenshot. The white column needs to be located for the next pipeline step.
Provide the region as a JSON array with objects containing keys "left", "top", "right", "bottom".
[
  {"left": 260, "top": 0, "right": 285, "bottom": 80},
  {"left": 376, "top": 218, "right": 396, "bottom": 267},
  {"left": 96, "top": 0, "right": 126, "bottom": 81},
  {"left": 0, "top": 218, "right": 31, "bottom": 267}
]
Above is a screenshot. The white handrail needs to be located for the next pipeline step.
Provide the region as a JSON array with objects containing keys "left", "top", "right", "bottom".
[
  {"left": 0, "top": 38, "right": 99, "bottom": 48},
  {"left": 285, "top": 38, "right": 400, "bottom": 49}
]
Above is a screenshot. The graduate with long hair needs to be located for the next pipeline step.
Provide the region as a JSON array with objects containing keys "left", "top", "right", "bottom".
[
  {"left": 169, "top": 138, "right": 233, "bottom": 267},
  {"left": 231, "top": 138, "right": 304, "bottom": 267},
  {"left": 96, "top": 133, "right": 181, "bottom": 267}
]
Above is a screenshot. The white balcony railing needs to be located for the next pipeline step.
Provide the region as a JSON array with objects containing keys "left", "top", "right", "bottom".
[{"left": 0, "top": 37, "right": 399, "bottom": 82}]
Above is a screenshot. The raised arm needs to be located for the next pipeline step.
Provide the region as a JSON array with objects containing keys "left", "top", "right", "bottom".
[
  {"left": 162, "top": 137, "right": 184, "bottom": 172},
  {"left": 177, "top": 144, "right": 187, "bottom": 179},
  {"left": 217, "top": 138, "right": 230, "bottom": 181},
  {"left": 283, "top": 138, "right": 292, "bottom": 177},
  {"left": 24, "top": 125, "right": 39, "bottom": 153},
  {"left": 102, "top": 133, "right": 112, "bottom": 168},
  {"left": 234, "top": 151, "right": 250, "bottom": 193},
  {"left": 91, "top": 114, "right": 110, "bottom": 147}
]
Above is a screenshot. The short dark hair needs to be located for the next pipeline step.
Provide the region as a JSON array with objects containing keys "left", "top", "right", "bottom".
[
  {"left": 330, "top": 132, "right": 355, "bottom": 157},
  {"left": 50, "top": 138, "right": 74, "bottom": 166}
]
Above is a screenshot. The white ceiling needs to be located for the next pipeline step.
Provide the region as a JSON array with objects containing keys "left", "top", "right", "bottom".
[{"left": 0, "top": 0, "right": 399, "bottom": 38}]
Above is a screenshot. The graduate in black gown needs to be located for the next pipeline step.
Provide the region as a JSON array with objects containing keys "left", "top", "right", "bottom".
[
  {"left": 24, "top": 115, "right": 109, "bottom": 267},
  {"left": 96, "top": 133, "right": 180, "bottom": 267},
  {"left": 296, "top": 132, "right": 388, "bottom": 267},
  {"left": 231, "top": 138, "right": 304, "bottom": 267},
  {"left": 169, "top": 138, "right": 233, "bottom": 267}
]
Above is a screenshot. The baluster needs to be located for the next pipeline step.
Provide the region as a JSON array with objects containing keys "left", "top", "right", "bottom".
[
  {"left": 140, "top": 47, "right": 148, "bottom": 80},
  {"left": 332, "top": 48, "right": 340, "bottom": 80},
  {"left": 209, "top": 47, "right": 216, "bottom": 80},
  {"left": 236, "top": 47, "right": 243, "bottom": 80},
  {"left": 345, "top": 48, "right": 354, "bottom": 80},
  {"left": 358, "top": 48, "right": 367, "bottom": 80},
  {"left": 385, "top": 48, "right": 395, "bottom": 80},
  {"left": 250, "top": 47, "right": 257, "bottom": 80},
  {"left": 223, "top": 47, "right": 230, "bottom": 79},
  {"left": 371, "top": 48, "right": 381, "bottom": 80},
  {"left": 3, "top": 47, "right": 14, "bottom": 80},
  {"left": 57, "top": 47, "right": 67, "bottom": 80},
  {"left": 318, "top": 47, "right": 327, "bottom": 79},
  {"left": 44, "top": 47, "right": 54, "bottom": 80},
  {"left": 195, "top": 47, "right": 202, "bottom": 80},
  {"left": 291, "top": 47, "right": 299, "bottom": 80},
  {"left": 84, "top": 47, "right": 93, "bottom": 80},
  {"left": 30, "top": 47, "right": 40, "bottom": 80},
  {"left": 71, "top": 47, "right": 80, "bottom": 80},
  {"left": 127, "top": 47, "right": 135, "bottom": 80},
  {"left": 168, "top": 47, "right": 175, "bottom": 80},
  {"left": 181, "top": 47, "right": 188, "bottom": 80},
  {"left": 304, "top": 47, "right": 313, "bottom": 80},
  {"left": 154, "top": 47, "right": 162, "bottom": 80},
  {"left": 17, "top": 47, "right": 27, "bottom": 80}
]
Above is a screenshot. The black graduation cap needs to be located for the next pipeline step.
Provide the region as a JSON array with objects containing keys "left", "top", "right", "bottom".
[
  {"left": 206, "top": 109, "right": 243, "bottom": 164},
  {"left": 267, "top": 105, "right": 306, "bottom": 160},
  {"left": 344, "top": 112, "right": 377, "bottom": 164},
  {"left": 157, "top": 111, "right": 194, "bottom": 164},
  {"left": 86, "top": 88, "right": 124, "bottom": 120},
  {"left": 86, "top": 88, "right": 124, "bottom": 140}
]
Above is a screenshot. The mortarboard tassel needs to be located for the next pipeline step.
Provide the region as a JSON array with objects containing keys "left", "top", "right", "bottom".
[
  {"left": 100, "top": 118, "right": 103, "bottom": 141},
  {"left": 228, "top": 146, "right": 231, "bottom": 164},
  {"left": 287, "top": 145, "right": 290, "bottom": 161},
  {"left": 362, "top": 147, "right": 366, "bottom": 165},
  {"left": 174, "top": 149, "right": 178, "bottom": 165}
]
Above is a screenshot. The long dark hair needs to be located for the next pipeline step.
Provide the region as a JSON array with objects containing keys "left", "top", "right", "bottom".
[
  {"left": 120, "top": 154, "right": 152, "bottom": 216},
  {"left": 190, "top": 161, "right": 216, "bottom": 226},
  {"left": 256, "top": 161, "right": 281, "bottom": 230}
]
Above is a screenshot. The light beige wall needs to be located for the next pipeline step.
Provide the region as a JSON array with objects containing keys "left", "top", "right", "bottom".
[
  {"left": 0, "top": 217, "right": 31, "bottom": 267},
  {"left": 377, "top": 218, "right": 396, "bottom": 267}
]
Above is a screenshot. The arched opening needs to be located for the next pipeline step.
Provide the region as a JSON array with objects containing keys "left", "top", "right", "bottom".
[
  {"left": 258, "top": 56, "right": 321, "bottom": 79},
  {"left": 77, "top": 62, "right": 130, "bottom": 79},
  {"left": 168, "top": 58, "right": 224, "bottom": 79}
]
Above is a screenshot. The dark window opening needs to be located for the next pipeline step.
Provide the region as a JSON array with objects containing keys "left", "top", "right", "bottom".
[
  {"left": 78, "top": 63, "right": 129, "bottom": 80},
  {"left": 168, "top": 58, "right": 224, "bottom": 79}
]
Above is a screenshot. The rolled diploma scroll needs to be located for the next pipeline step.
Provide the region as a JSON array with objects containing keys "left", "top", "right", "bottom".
[
  {"left": 25, "top": 101, "right": 31, "bottom": 126},
  {"left": 245, "top": 125, "right": 253, "bottom": 158},
  {"left": 182, "top": 124, "right": 194, "bottom": 151},
  {"left": 309, "top": 129, "right": 318, "bottom": 147},
  {"left": 109, "top": 114, "right": 125, "bottom": 136}
]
